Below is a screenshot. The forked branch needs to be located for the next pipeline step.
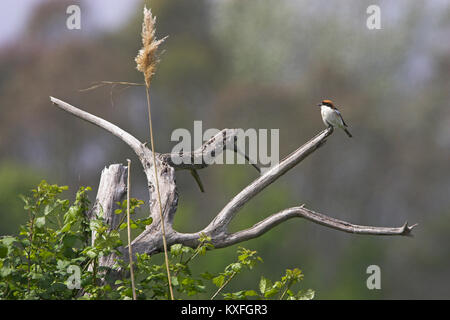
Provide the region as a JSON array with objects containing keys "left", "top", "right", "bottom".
[
  {"left": 205, "top": 128, "right": 333, "bottom": 233},
  {"left": 50, "top": 97, "right": 416, "bottom": 263},
  {"left": 220, "top": 206, "right": 417, "bottom": 247}
]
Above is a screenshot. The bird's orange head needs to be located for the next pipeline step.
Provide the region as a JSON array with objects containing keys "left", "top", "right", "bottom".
[{"left": 320, "top": 99, "right": 335, "bottom": 108}]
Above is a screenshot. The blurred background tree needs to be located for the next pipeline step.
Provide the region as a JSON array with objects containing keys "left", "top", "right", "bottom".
[{"left": 0, "top": 0, "right": 449, "bottom": 299}]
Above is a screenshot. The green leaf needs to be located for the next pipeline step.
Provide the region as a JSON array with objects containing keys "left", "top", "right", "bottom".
[
  {"left": 200, "top": 272, "right": 215, "bottom": 280},
  {"left": 230, "top": 263, "right": 242, "bottom": 272},
  {"left": 60, "top": 222, "right": 71, "bottom": 233},
  {"left": 19, "top": 194, "right": 29, "bottom": 207},
  {"left": 238, "top": 253, "right": 248, "bottom": 261},
  {"left": 43, "top": 202, "right": 59, "bottom": 216},
  {"left": 297, "top": 289, "right": 315, "bottom": 300},
  {"left": 85, "top": 249, "right": 97, "bottom": 259},
  {"left": 170, "top": 244, "right": 183, "bottom": 256},
  {"left": 56, "top": 260, "right": 70, "bottom": 270},
  {"left": 0, "top": 267, "right": 13, "bottom": 277},
  {"left": 259, "top": 277, "right": 268, "bottom": 294},
  {"left": 171, "top": 276, "right": 179, "bottom": 286},
  {"left": 264, "top": 287, "right": 279, "bottom": 298},
  {"left": 245, "top": 290, "right": 258, "bottom": 297},
  {"left": 35, "top": 216, "right": 46, "bottom": 228},
  {"left": 0, "top": 244, "right": 7, "bottom": 258},
  {"left": 182, "top": 246, "right": 194, "bottom": 254},
  {"left": 119, "top": 223, "right": 127, "bottom": 231},
  {"left": 213, "top": 275, "right": 225, "bottom": 288},
  {"left": 89, "top": 219, "right": 103, "bottom": 232},
  {"left": 1, "top": 236, "right": 16, "bottom": 247},
  {"left": 140, "top": 217, "right": 153, "bottom": 226},
  {"left": 65, "top": 206, "right": 80, "bottom": 223},
  {"left": 273, "top": 281, "right": 283, "bottom": 290},
  {"left": 62, "top": 234, "right": 79, "bottom": 248}
]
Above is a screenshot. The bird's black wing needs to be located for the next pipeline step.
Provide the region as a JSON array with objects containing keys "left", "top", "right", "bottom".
[{"left": 335, "top": 109, "right": 348, "bottom": 127}]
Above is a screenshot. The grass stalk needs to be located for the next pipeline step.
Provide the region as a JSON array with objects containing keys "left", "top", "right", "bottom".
[
  {"left": 126, "top": 159, "right": 137, "bottom": 300},
  {"left": 135, "top": 6, "right": 173, "bottom": 300},
  {"left": 145, "top": 87, "right": 174, "bottom": 300}
]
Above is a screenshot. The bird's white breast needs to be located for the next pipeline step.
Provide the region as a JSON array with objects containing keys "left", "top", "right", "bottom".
[{"left": 320, "top": 105, "right": 342, "bottom": 127}]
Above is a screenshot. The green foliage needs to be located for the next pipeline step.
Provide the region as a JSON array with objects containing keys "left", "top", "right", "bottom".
[
  {"left": 211, "top": 249, "right": 314, "bottom": 300},
  {"left": 114, "top": 198, "right": 151, "bottom": 231},
  {"left": 258, "top": 269, "right": 315, "bottom": 300},
  {"left": 0, "top": 181, "right": 313, "bottom": 300},
  {"left": 209, "top": 247, "right": 261, "bottom": 296}
]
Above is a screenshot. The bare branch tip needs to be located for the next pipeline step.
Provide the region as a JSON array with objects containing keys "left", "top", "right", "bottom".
[{"left": 401, "top": 221, "right": 418, "bottom": 236}]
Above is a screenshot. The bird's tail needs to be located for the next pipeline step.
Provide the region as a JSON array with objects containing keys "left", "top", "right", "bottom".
[{"left": 344, "top": 128, "right": 352, "bottom": 138}]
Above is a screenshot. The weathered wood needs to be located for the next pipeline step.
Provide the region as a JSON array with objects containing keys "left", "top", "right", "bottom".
[
  {"left": 205, "top": 127, "right": 333, "bottom": 233},
  {"left": 160, "top": 128, "right": 260, "bottom": 173},
  {"left": 91, "top": 164, "right": 128, "bottom": 230},
  {"left": 51, "top": 97, "right": 417, "bottom": 265},
  {"left": 50, "top": 97, "right": 142, "bottom": 156},
  {"left": 90, "top": 164, "right": 127, "bottom": 268}
]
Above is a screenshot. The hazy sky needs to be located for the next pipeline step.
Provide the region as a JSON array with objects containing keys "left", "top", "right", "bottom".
[{"left": 0, "top": 0, "right": 140, "bottom": 46}]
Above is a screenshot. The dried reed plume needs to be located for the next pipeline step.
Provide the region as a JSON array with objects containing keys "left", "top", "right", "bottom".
[
  {"left": 135, "top": 7, "right": 167, "bottom": 88},
  {"left": 135, "top": 6, "right": 174, "bottom": 300}
]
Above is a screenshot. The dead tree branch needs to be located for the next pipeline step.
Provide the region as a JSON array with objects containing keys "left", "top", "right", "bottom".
[
  {"left": 50, "top": 97, "right": 142, "bottom": 156},
  {"left": 220, "top": 206, "right": 416, "bottom": 247},
  {"left": 50, "top": 97, "right": 417, "bottom": 265},
  {"left": 89, "top": 164, "right": 127, "bottom": 268}
]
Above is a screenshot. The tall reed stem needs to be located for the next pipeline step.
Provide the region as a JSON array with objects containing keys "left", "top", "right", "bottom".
[
  {"left": 146, "top": 87, "right": 174, "bottom": 300},
  {"left": 126, "top": 159, "right": 137, "bottom": 300}
]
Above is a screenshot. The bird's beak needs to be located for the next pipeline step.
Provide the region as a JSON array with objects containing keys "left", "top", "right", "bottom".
[{"left": 316, "top": 103, "right": 321, "bottom": 107}]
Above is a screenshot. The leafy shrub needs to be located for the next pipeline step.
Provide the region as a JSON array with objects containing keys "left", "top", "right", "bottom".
[{"left": 0, "top": 181, "right": 313, "bottom": 300}]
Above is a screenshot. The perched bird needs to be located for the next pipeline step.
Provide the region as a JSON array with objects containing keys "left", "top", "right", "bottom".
[{"left": 318, "top": 99, "right": 352, "bottom": 138}]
